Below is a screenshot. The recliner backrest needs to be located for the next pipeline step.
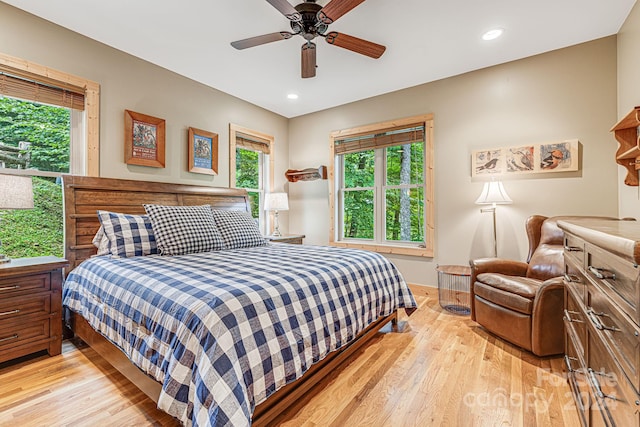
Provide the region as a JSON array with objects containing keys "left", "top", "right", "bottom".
[
  {"left": 525, "top": 215, "right": 625, "bottom": 281},
  {"left": 526, "top": 216, "right": 565, "bottom": 280}
]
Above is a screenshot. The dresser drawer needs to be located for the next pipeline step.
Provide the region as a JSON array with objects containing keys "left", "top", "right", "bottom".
[
  {"left": 566, "top": 256, "right": 587, "bottom": 305},
  {"left": 565, "top": 234, "right": 586, "bottom": 271},
  {"left": 587, "top": 277, "right": 640, "bottom": 395},
  {"left": 0, "top": 318, "right": 51, "bottom": 351},
  {"left": 0, "top": 293, "right": 52, "bottom": 321},
  {"left": 565, "top": 328, "right": 589, "bottom": 427},
  {"left": 566, "top": 285, "right": 587, "bottom": 362},
  {"left": 0, "top": 273, "right": 51, "bottom": 297},
  {"left": 588, "top": 328, "right": 640, "bottom": 427},
  {"left": 586, "top": 243, "right": 640, "bottom": 325}
]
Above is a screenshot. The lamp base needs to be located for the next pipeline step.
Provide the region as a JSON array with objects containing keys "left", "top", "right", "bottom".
[{"left": 272, "top": 210, "right": 282, "bottom": 237}]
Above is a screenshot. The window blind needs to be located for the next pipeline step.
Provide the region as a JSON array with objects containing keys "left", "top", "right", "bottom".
[
  {"left": 0, "top": 70, "right": 85, "bottom": 111},
  {"left": 334, "top": 124, "right": 425, "bottom": 155},
  {"left": 236, "top": 133, "right": 271, "bottom": 155}
]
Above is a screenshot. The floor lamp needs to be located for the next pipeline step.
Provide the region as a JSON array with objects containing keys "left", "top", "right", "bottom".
[{"left": 475, "top": 180, "right": 512, "bottom": 258}]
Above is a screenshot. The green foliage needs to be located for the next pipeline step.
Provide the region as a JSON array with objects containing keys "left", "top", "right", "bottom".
[
  {"left": 0, "top": 177, "right": 63, "bottom": 258},
  {"left": 342, "top": 144, "right": 425, "bottom": 243},
  {"left": 0, "top": 97, "right": 71, "bottom": 173},
  {"left": 236, "top": 148, "right": 261, "bottom": 217}
]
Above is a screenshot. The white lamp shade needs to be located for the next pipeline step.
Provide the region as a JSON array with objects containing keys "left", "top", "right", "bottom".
[
  {"left": 264, "top": 192, "right": 289, "bottom": 211},
  {"left": 475, "top": 181, "right": 512, "bottom": 205},
  {"left": 0, "top": 174, "right": 34, "bottom": 209}
]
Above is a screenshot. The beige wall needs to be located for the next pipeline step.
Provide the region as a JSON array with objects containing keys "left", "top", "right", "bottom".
[
  {"left": 0, "top": 2, "right": 289, "bottom": 196},
  {"left": 617, "top": 2, "right": 640, "bottom": 217},
  {"left": 0, "top": 3, "right": 624, "bottom": 288},
  {"left": 289, "top": 37, "right": 619, "bottom": 287}
]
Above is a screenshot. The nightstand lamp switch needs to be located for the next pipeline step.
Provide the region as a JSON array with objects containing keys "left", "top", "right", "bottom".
[
  {"left": 0, "top": 174, "right": 34, "bottom": 263},
  {"left": 264, "top": 192, "right": 289, "bottom": 237}
]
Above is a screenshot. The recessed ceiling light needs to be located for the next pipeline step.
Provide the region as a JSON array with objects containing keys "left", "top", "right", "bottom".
[
  {"left": 482, "top": 28, "right": 504, "bottom": 41},
  {"left": 287, "top": 93, "right": 299, "bottom": 100}
]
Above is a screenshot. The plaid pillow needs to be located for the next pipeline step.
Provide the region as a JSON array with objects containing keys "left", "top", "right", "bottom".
[
  {"left": 91, "top": 226, "right": 111, "bottom": 256},
  {"left": 144, "top": 204, "right": 225, "bottom": 255},
  {"left": 211, "top": 209, "right": 267, "bottom": 249},
  {"left": 97, "top": 211, "right": 158, "bottom": 257}
]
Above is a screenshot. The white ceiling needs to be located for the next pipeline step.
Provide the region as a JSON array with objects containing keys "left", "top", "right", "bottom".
[{"left": 3, "top": 0, "right": 636, "bottom": 118}]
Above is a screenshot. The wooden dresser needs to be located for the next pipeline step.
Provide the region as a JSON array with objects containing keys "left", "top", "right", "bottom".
[
  {"left": 559, "top": 219, "right": 640, "bottom": 426},
  {"left": 0, "top": 256, "right": 68, "bottom": 363}
]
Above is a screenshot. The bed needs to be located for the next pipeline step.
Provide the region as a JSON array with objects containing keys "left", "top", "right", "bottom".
[{"left": 61, "top": 175, "right": 417, "bottom": 426}]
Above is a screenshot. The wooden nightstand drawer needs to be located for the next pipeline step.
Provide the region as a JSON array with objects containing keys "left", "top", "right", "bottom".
[
  {"left": 0, "top": 256, "right": 68, "bottom": 363},
  {"left": 0, "top": 318, "right": 50, "bottom": 351},
  {"left": 0, "top": 293, "right": 52, "bottom": 321},
  {"left": 267, "top": 234, "right": 305, "bottom": 245},
  {"left": 0, "top": 273, "right": 51, "bottom": 296}
]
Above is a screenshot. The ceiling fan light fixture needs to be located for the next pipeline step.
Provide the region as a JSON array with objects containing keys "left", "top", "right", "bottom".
[{"left": 482, "top": 28, "right": 504, "bottom": 41}]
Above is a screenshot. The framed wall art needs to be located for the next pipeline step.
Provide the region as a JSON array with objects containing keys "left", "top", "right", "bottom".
[
  {"left": 124, "top": 110, "right": 166, "bottom": 168},
  {"left": 188, "top": 127, "right": 218, "bottom": 175},
  {"left": 471, "top": 139, "right": 579, "bottom": 178}
]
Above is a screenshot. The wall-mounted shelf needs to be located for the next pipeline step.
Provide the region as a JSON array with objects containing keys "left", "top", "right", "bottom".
[{"left": 611, "top": 106, "right": 640, "bottom": 186}]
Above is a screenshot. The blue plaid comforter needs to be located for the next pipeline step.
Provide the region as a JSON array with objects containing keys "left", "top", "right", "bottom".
[{"left": 63, "top": 244, "right": 417, "bottom": 426}]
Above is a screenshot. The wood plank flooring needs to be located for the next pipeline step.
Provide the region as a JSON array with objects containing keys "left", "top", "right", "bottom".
[{"left": 0, "top": 287, "right": 580, "bottom": 426}]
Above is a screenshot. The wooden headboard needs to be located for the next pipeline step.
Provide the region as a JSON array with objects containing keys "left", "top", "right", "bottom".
[{"left": 62, "top": 175, "right": 250, "bottom": 271}]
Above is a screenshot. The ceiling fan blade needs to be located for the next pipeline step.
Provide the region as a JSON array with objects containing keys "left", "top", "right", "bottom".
[
  {"left": 324, "top": 31, "right": 385, "bottom": 59},
  {"left": 318, "top": 0, "right": 366, "bottom": 24},
  {"left": 266, "top": 0, "right": 302, "bottom": 22},
  {"left": 301, "top": 42, "right": 317, "bottom": 79},
  {"left": 231, "top": 32, "right": 293, "bottom": 50}
]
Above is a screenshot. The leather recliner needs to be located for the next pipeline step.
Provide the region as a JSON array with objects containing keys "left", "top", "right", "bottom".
[{"left": 469, "top": 215, "right": 617, "bottom": 357}]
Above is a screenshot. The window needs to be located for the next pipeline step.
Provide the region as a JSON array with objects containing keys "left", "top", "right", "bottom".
[
  {"left": 330, "top": 114, "right": 434, "bottom": 257},
  {"left": 0, "top": 52, "right": 100, "bottom": 258},
  {"left": 229, "top": 124, "right": 274, "bottom": 234}
]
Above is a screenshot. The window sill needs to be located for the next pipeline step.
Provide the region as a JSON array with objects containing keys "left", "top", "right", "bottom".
[{"left": 330, "top": 241, "right": 433, "bottom": 258}]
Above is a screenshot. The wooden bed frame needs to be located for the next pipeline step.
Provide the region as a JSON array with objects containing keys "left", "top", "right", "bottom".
[{"left": 62, "top": 174, "right": 398, "bottom": 426}]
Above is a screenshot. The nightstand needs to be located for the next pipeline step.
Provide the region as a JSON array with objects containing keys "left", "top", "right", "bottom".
[
  {"left": 0, "top": 256, "right": 68, "bottom": 363},
  {"left": 267, "top": 234, "right": 305, "bottom": 245}
]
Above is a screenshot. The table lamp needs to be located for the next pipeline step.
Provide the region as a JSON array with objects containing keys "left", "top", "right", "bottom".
[
  {"left": 264, "top": 192, "right": 289, "bottom": 237},
  {"left": 0, "top": 174, "right": 34, "bottom": 263},
  {"left": 475, "top": 180, "right": 512, "bottom": 258}
]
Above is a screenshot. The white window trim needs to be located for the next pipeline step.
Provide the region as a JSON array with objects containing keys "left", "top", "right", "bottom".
[
  {"left": 0, "top": 52, "right": 100, "bottom": 177},
  {"left": 329, "top": 114, "right": 434, "bottom": 258},
  {"left": 229, "top": 123, "right": 274, "bottom": 235}
]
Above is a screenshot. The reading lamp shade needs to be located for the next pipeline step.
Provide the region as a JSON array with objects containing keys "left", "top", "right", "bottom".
[
  {"left": 475, "top": 181, "right": 512, "bottom": 205},
  {"left": 0, "top": 175, "right": 34, "bottom": 209},
  {"left": 264, "top": 193, "right": 289, "bottom": 211}
]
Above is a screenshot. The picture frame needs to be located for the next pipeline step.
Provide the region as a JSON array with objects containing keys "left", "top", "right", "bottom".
[
  {"left": 188, "top": 127, "right": 218, "bottom": 175},
  {"left": 124, "top": 110, "right": 166, "bottom": 168},
  {"left": 471, "top": 139, "right": 580, "bottom": 177}
]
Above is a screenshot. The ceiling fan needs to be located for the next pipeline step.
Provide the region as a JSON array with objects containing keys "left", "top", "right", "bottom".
[{"left": 230, "top": 0, "right": 386, "bottom": 78}]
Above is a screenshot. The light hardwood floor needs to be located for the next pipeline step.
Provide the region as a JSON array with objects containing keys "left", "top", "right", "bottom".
[{"left": 0, "top": 287, "right": 580, "bottom": 426}]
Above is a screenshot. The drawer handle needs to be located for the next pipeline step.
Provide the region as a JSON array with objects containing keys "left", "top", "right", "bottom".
[
  {"left": 588, "top": 368, "right": 616, "bottom": 401},
  {"left": 588, "top": 266, "right": 616, "bottom": 281},
  {"left": 564, "top": 355, "right": 574, "bottom": 372},
  {"left": 0, "top": 285, "right": 20, "bottom": 292},
  {"left": 564, "top": 274, "right": 581, "bottom": 283},
  {"left": 0, "top": 334, "right": 18, "bottom": 343},
  {"left": 564, "top": 245, "right": 583, "bottom": 252},
  {"left": 587, "top": 309, "right": 620, "bottom": 332},
  {"left": 0, "top": 309, "right": 19, "bottom": 316},
  {"left": 564, "top": 309, "right": 584, "bottom": 323}
]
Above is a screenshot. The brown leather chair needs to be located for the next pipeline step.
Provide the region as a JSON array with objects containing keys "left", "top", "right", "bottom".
[{"left": 469, "top": 215, "right": 617, "bottom": 357}]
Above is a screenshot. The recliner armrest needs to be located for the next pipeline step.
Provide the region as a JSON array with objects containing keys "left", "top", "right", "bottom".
[
  {"left": 469, "top": 258, "right": 529, "bottom": 320},
  {"left": 469, "top": 258, "right": 529, "bottom": 277}
]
